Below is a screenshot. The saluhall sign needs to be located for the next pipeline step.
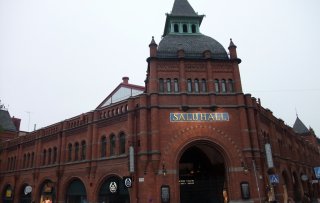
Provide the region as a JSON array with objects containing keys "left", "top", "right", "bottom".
[{"left": 170, "top": 113, "right": 229, "bottom": 122}]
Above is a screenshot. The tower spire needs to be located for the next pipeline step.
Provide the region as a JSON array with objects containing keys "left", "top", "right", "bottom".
[{"left": 163, "top": 0, "right": 204, "bottom": 37}]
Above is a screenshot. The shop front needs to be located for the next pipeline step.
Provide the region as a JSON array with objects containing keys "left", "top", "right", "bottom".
[
  {"left": 39, "top": 180, "right": 55, "bottom": 203},
  {"left": 98, "top": 176, "right": 130, "bottom": 203},
  {"left": 2, "top": 184, "right": 13, "bottom": 203}
]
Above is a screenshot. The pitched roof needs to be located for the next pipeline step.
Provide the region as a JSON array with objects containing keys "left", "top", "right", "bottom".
[
  {"left": 293, "top": 117, "right": 309, "bottom": 134},
  {"left": 0, "top": 110, "right": 17, "bottom": 132},
  {"left": 96, "top": 77, "right": 145, "bottom": 109},
  {"left": 171, "top": 0, "right": 197, "bottom": 16}
]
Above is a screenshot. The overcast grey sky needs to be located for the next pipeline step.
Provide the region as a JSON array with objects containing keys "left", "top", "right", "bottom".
[{"left": 1, "top": 0, "right": 320, "bottom": 135}]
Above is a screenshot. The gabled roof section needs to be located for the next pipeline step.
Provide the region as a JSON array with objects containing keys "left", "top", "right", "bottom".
[
  {"left": 96, "top": 77, "right": 144, "bottom": 109},
  {"left": 0, "top": 110, "right": 17, "bottom": 132},
  {"left": 293, "top": 116, "right": 309, "bottom": 134},
  {"left": 171, "top": 0, "right": 197, "bottom": 16}
]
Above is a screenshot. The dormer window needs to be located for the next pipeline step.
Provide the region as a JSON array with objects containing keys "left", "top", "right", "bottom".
[
  {"left": 174, "top": 24, "right": 179, "bottom": 33},
  {"left": 183, "top": 24, "right": 188, "bottom": 33},
  {"left": 192, "top": 24, "right": 197, "bottom": 33}
]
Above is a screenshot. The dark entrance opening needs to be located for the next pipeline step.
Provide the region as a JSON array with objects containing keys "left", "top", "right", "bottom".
[
  {"left": 179, "top": 145, "right": 226, "bottom": 203},
  {"left": 20, "top": 184, "right": 32, "bottom": 203},
  {"left": 2, "top": 184, "right": 13, "bottom": 203},
  {"left": 98, "top": 176, "right": 130, "bottom": 203},
  {"left": 66, "top": 179, "right": 87, "bottom": 203},
  {"left": 39, "top": 180, "right": 55, "bottom": 203}
]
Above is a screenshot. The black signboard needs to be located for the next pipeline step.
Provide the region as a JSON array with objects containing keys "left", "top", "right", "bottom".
[
  {"left": 240, "top": 182, "right": 250, "bottom": 200},
  {"left": 161, "top": 185, "right": 170, "bottom": 203}
]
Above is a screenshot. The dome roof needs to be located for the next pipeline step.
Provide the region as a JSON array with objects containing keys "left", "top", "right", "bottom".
[{"left": 157, "top": 34, "right": 229, "bottom": 59}]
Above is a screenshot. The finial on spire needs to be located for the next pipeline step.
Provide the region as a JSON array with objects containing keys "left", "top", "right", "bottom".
[
  {"left": 149, "top": 36, "right": 158, "bottom": 57},
  {"left": 149, "top": 36, "right": 157, "bottom": 47},
  {"left": 229, "top": 38, "right": 236, "bottom": 48}
]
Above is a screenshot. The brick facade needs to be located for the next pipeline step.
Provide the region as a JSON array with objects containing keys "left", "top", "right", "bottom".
[{"left": 1, "top": 0, "right": 320, "bottom": 203}]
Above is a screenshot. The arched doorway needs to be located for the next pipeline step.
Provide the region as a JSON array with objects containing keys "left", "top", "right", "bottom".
[
  {"left": 19, "top": 184, "right": 32, "bottom": 203},
  {"left": 39, "top": 180, "right": 55, "bottom": 203},
  {"left": 98, "top": 176, "right": 130, "bottom": 203},
  {"left": 65, "top": 179, "right": 87, "bottom": 203},
  {"left": 2, "top": 184, "right": 13, "bottom": 203},
  {"left": 179, "top": 144, "right": 227, "bottom": 203},
  {"left": 282, "top": 171, "right": 291, "bottom": 203},
  {"left": 292, "top": 172, "right": 302, "bottom": 202}
]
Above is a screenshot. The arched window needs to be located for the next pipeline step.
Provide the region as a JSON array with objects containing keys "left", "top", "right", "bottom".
[
  {"left": 75, "top": 142, "right": 79, "bottom": 161},
  {"left": 221, "top": 79, "right": 227, "bottom": 93},
  {"left": 191, "top": 24, "right": 197, "bottom": 33},
  {"left": 214, "top": 79, "right": 220, "bottom": 93},
  {"left": 101, "top": 136, "right": 107, "bottom": 157},
  {"left": 81, "top": 140, "right": 86, "bottom": 160},
  {"left": 27, "top": 153, "right": 30, "bottom": 168},
  {"left": 187, "top": 79, "right": 192, "bottom": 92},
  {"left": 228, "top": 79, "right": 234, "bottom": 92},
  {"left": 23, "top": 154, "right": 26, "bottom": 168},
  {"left": 166, "top": 78, "right": 171, "bottom": 92},
  {"left": 68, "top": 144, "right": 72, "bottom": 162},
  {"left": 174, "top": 24, "right": 179, "bottom": 33},
  {"left": 183, "top": 24, "right": 188, "bottom": 33},
  {"left": 43, "top": 149, "right": 46, "bottom": 165},
  {"left": 201, "top": 79, "right": 207, "bottom": 92},
  {"left": 31, "top": 152, "right": 34, "bottom": 167},
  {"left": 48, "top": 148, "right": 52, "bottom": 165},
  {"left": 53, "top": 147, "right": 57, "bottom": 164},
  {"left": 7, "top": 158, "right": 10, "bottom": 170},
  {"left": 159, "top": 78, "right": 164, "bottom": 92},
  {"left": 119, "top": 133, "right": 126, "bottom": 154},
  {"left": 174, "top": 78, "right": 179, "bottom": 92},
  {"left": 13, "top": 156, "right": 16, "bottom": 170},
  {"left": 194, "top": 79, "right": 199, "bottom": 93},
  {"left": 110, "top": 134, "right": 116, "bottom": 156}
]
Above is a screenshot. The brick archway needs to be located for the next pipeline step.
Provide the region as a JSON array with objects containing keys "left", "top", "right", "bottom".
[
  {"left": 162, "top": 124, "right": 244, "bottom": 167},
  {"left": 161, "top": 124, "right": 244, "bottom": 203}
]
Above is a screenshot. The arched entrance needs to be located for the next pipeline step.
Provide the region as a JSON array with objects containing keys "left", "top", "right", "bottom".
[
  {"left": 292, "top": 172, "right": 302, "bottom": 202},
  {"left": 65, "top": 179, "right": 87, "bottom": 203},
  {"left": 179, "top": 144, "right": 227, "bottom": 203},
  {"left": 98, "top": 176, "right": 130, "bottom": 203},
  {"left": 2, "top": 184, "right": 13, "bottom": 203},
  {"left": 39, "top": 180, "right": 55, "bottom": 203},
  {"left": 19, "top": 184, "right": 32, "bottom": 203}
]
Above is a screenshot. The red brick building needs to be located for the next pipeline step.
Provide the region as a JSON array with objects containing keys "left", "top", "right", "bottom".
[{"left": 1, "top": 0, "right": 320, "bottom": 203}]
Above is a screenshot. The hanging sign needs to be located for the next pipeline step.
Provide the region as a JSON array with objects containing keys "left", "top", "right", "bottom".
[
  {"left": 129, "top": 146, "right": 135, "bottom": 173},
  {"left": 161, "top": 185, "right": 170, "bottom": 203},
  {"left": 170, "top": 113, "right": 229, "bottom": 122},
  {"left": 265, "top": 143, "right": 274, "bottom": 168},
  {"left": 5, "top": 188, "right": 12, "bottom": 198}
]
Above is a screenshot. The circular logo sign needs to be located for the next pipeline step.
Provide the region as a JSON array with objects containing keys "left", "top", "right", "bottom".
[
  {"left": 124, "top": 177, "right": 132, "bottom": 188},
  {"left": 24, "top": 186, "right": 32, "bottom": 195},
  {"left": 301, "top": 174, "right": 308, "bottom": 181},
  {"left": 109, "top": 182, "right": 117, "bottom": 193}
]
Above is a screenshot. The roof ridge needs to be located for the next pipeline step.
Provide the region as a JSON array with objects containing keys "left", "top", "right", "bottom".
[{"left": 171, "top": 0, "right": 198, "bottom": 16}]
